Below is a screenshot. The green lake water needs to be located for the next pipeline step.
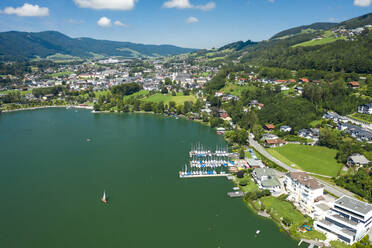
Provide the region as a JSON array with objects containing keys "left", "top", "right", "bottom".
[{"left": 0, "top": 109, "right": 299, "bottom": 248}]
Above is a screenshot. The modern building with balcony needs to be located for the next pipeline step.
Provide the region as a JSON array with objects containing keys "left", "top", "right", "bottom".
[
  {"left": 315, "top": 196, "right": 372, "bottom": 245},
  {"left": 284, "top": 172, "right": 324, "bottom": 214}
]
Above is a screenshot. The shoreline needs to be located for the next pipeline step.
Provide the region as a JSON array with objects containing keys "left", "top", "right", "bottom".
[
  {"left": 0, "top": 106, "right": 327, "bottom": 246},
  {"left": 1, "top": 105, "right": 93, "bottom": 113}
]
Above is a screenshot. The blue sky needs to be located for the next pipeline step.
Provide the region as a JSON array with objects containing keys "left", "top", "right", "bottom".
[{"left": 0, "top": 0, "right": 371, "bottom": 48}]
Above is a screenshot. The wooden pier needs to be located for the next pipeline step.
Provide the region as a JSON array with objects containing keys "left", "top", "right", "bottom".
[{"left": 227, "top": 191, "right": 245, "bottom": 198}]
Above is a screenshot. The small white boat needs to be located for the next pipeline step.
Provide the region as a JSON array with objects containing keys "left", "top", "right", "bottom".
[
  {"left": 256, "top": 230, "right": 260, "bottom": 235},
  {"left": 101, "top": 191, "right": 107, "bottom": 204}
]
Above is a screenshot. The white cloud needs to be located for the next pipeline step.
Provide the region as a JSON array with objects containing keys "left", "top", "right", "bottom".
[
  {"left": 354, "top": 0, "right": 371, "bottom": 6},
  {"left": 97, "top": 17, "right": 112, "bottom": 27},
  {"left": 196, "top": 2, "right": 215, "bottom": 10},
  {"left": 74, "top": 0, "right": 137, "bottom": 10},
  {"left": 163, "top": 0, "right": 216, "bottom": 11},
  {"left": 328, "top": 17, "right": 338, "bottom": 22},
  {"left": 186, "top": 16, "right": 198, "bottom": 24},
  {"left": 268, "top": 0, "right": 275, "bottom": 2},
  {"left": 2, "top": 3, "right": 49, "bottom": 17},
  {"left": 114, "top": 20, "right": 127, "bottom": 27}
]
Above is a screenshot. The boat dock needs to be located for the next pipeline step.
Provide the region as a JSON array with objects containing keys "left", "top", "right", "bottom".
[
  {"left": 179, "top": 173, "right": 231, "bottom": 179},
  {"left": 298, "top": 239, "right": 324, "bottom": 247},
  {"left": 227, "top": 191, "right": 245, "bottom": 198}
]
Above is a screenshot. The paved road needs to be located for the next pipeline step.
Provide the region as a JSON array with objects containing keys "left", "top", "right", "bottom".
[
  {"left": 248, "top": 134, "right": 355, "bottom": 198},
  {"left": 345, "top": 116, "right": 372, "bottom": 132}
]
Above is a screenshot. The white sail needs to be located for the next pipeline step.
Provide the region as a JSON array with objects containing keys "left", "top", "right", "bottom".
[{"left": 102, "top": 191, "right": 106, "bottom": 200}]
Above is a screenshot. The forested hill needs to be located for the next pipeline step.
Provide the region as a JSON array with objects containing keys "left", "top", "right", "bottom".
[
  {"left": 270, "top": 13, "right": 372, "bottom": 40},
  {"left": 218, "top": 40, "right": 258, "bottom": 51},
  {"left": 0, "top": 31, "right": 197, "bottom": 60},
  {"left": 270, "top": 22, "right": 337, "bottom": 40},
  {"left": 212, "top": 12, "right": 372, "bottom": 74}
]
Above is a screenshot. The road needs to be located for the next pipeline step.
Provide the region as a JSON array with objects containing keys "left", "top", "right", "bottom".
[
  {"left": 248, "top": 135, "right": 355, "bottom": 198},
  {"left": 345, "top": 116, "right": 372, "bottom": 132}
]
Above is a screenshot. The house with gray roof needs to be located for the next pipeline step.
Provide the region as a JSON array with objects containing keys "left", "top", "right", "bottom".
[
  {"left": 252, "top": 168, "right": 281, "bottom": 193},
  {"left": 347, "top": 154, "right": 370, "bottom": 168}
]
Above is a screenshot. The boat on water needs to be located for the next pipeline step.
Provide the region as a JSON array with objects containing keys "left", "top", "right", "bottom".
[{"left": 101, "top": 191, "right": 107, "bottom": 204}]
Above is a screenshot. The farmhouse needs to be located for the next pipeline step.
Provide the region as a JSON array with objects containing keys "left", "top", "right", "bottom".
[{"left": 264, "top": 139, "right": 286, "bottom": 148}]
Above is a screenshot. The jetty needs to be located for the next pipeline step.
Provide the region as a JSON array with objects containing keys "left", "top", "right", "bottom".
[
  {"left": 227, "top": 191, "right": 245, "bottom": 198},
  {"left": 179, "top": 171, "right": 231, "bottom": 179},
  {"left": 298, "top": 239, "right": 324, "bottom": 247}
]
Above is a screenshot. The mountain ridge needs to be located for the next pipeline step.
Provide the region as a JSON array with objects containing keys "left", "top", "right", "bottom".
[{"left": 0, "top": 31, "right": 198, "bottom": 60}]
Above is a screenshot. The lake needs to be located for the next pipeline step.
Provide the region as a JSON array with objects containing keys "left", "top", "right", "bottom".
[{"left": 0, "top": 109, "right": 298, "bottom": 248}]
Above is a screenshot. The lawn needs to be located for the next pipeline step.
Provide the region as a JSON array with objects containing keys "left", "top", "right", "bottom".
[
  {"left": 293, "top": 36, "right": 345, "bottom": 47},
  {"left": 260, "top": 196, "right": 307, "bottom": 227},
  {"left": 349, "top": 113, "right": 372, "bottom": 124},
  {"left": 260, "top": 196, "right": 326, "bottom": 241},
  {"left": 267, "top": 144, "right": 343, "bottom": 177},
  {"left": 143, "top": 93, "right": 196, "bottom": 105},
  {"left": 221, "top": 83, "right": 255, "bottom": 97},
  {"left": 238, "top": 175, "right": 258, "bottom": 193},
  {"left": 0, "top": 89, "right": 32, "bottom": 95},
  {"left": 124, "top": 90, "right": 149, "bottom": 100}
]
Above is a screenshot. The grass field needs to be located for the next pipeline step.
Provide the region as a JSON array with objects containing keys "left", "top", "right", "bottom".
[
  {"left": 0, "top": 89, "right": 32, "bottom": 95},
  {"left": 293, "top": 36, "right": 345, "bottom": 47},
  {"left": 267, "top": 144, "right": 343, "bottom": 177},
  {"left": 221, "top": 83, "right": 255, "bottom": 97},
  {"left": 50, "top": 71, "right": 74, "bottom": 78},
  {"left": 349, "top": 113, "right": 372, "bottom": 124},
  {"left": 143, "top": 93, "right": 196, "bottom": 105},
  {"left": 260, "top": 196, "right": 326, "bottom": 241}
]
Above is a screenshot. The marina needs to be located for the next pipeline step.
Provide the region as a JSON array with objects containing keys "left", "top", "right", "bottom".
[{"left": 180, "top": 144, "right": 233, "bottom": 179}]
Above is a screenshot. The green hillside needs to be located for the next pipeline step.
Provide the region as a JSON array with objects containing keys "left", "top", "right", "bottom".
[{"left": 0, "top": 31, "right": 198, "bottom": 60}]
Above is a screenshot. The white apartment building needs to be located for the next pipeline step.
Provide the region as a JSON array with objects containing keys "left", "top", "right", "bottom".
[
  {"left": 284, "top": 172, "right": 324, "bottom": 214},
  {"left": 315, "top": 196, "right": 372, "bottom": 245}
]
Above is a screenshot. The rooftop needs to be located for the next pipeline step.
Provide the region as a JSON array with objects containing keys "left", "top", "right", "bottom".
[
  {"left": 334, "top": 196, "right": 372, "bottom": 216},
  {"left": 287, "top": 171, "right": 324, "bottom": 190}
]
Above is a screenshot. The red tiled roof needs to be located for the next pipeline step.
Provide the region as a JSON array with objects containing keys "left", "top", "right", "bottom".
[
  {"left": 349, "top": 81, "right": 360, "bottom": 87},
  {"left": 265, "top": 124, "right": 275, "bottom": 129},
  {"left": 265, "top": 139, "right": 286, "bottom": 144}
]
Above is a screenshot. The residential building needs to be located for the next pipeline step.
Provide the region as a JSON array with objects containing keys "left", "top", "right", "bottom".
[
  {"left": 264, "top": 124, "right": 275, "bottom": 131},
  {"left": 246, "top": 158, "right": 265, "bottom": 168},
  {"left": 284, "top": 172, "right": 324, "bottom": 214},
  {"left": 252, "top": 167, "right": 281, "bottom": 193},
  {"left": 358, "top": 104, "right": 372, "bottom": 114},
  {"left": 347, "top": 154, "right": 370, "bottom": 168},
  {"left": 280, "top": 125, "right": 292, "bottom": 132},
  {"left": 315, "top": 196, "right": 372, "bottom": 245},
  {"left": 264, "top": 139, "right": 286, "bottom": 148}
]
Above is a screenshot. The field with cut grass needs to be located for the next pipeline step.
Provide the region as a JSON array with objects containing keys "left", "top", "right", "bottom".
[
  {"left": 267, "top": 144, "right": 343, "bottom": 177},
  {"left": 221, "top": 83, "right": 255, "bottom": 97},
  {"left": 143, "top": 93, "right": 196, "bottom": 105},
  {"left": 0, "top": 89, "right": 32, "bottom": 95},
  {"left": 293, "top": 36, "right": 345, "bottom": 47}
]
